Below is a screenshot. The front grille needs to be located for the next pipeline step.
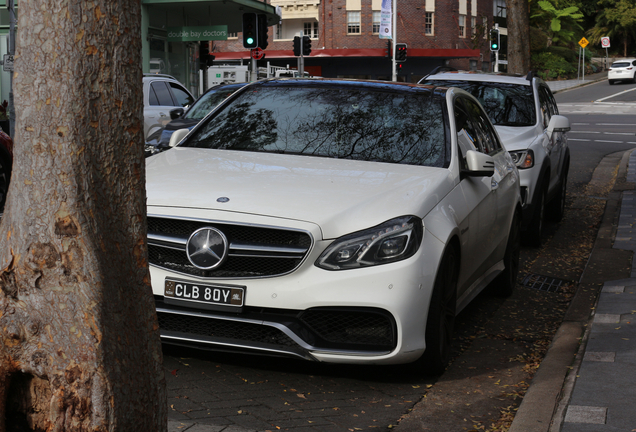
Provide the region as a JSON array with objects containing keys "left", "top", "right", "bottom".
[
  {"left": 158, "top": 311, "right": 298, "bottom": 347},
  {"left": 299, "top": 308, "right": 396, "bottom": 349},
  {"left": 148, "top": 216, "right": 312, "bottom": 278}
]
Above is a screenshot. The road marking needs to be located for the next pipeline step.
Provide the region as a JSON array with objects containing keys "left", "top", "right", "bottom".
[
  {"left": 596, "top": 140, "right": 625, "bottom": 143},
  {"left": 568, "top": 138, "right": 591, "bottom": 142}
]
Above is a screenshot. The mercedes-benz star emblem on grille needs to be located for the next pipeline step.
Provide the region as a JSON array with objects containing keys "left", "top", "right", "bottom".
[{"left": 186, "top": 227, "right": 228, "bottom": 270}]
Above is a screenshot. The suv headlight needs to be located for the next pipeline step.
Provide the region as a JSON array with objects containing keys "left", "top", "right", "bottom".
[
  {"left": 509, "top": 149, "right": 534, "bottom": 169},
  {"left": 316, "top": 216, "right": 423, "bottom": 270}
]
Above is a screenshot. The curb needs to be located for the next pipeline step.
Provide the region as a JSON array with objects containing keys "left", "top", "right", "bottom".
[{"left": 508, "top": 148, "right": 632, "bottom": 432}]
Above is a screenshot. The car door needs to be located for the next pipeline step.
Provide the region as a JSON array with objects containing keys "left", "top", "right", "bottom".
[
  {"left": 144, "top": 80, "right": 193, "bottom": 139},
  {"left": 454, "top": 96, "right": 500, "bottom": 297},
  {"left": 538, "top": 84, "right": 563, "bottom": 195}
]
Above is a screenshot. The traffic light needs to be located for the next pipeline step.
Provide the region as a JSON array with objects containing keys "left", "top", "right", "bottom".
[
  {"left": 396, "top": 43, "right": 407, "bottom": 62},
  {"left": 302, "top": 35, "right": 312, "bottom": 56},
  {"left": 490, "top": 28, "right": 500, "bottom": 51},
  {"left": 242, "top": 13, "right": 258, "bottom": 49},
  {"left": 199, "top": 41, "right": 214, "bottom": 69},
  {"left": 293, "top": 36, "right": 301, "bottom": 57},
  {"left": 258, "top": 14, "right": 269, "bottom": 50}
]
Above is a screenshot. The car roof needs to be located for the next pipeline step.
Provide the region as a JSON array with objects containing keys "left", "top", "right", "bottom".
[
  {"left": 421, "top": 70, "right": 538, "bottom": 86},
  {"left": 611, "top": 59, "right": 636, "bottom": 64},
  {"left": 247, "top": 78, "right": 448, "bottom": 97}
]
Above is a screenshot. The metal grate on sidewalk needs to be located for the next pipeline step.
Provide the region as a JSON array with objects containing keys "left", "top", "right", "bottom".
[{"left": 521, "top": 274, "right": 569, "bottom": 293}]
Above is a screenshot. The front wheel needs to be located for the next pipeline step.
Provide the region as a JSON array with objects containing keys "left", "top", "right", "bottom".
[
  {"left": 492, "top": 214, "right": 520, "bottom": 297},
  {"left": 522, "top": 187, "right": 545, "bottom": 247},
  {"left": 547, "top": 169, "right": 568, "bottom": 222},
  {"left": 418, "top": 246, "right": 458, "bottom": 375}
]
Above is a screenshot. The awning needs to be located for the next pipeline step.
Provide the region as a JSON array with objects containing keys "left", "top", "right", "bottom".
[
  {"left": 213, "top": 48, "right": 481, "bottom": 60},
  {"left": 143, "top": 0, "right": 281, "bottom": 33}
]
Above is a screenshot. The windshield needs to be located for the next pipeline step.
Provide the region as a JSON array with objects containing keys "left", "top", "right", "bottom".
[
  {"left": 182, "top": 84, "right": 448, "bottom": 167},
  {"left": 421, "top": 80, "right": 536, "bottom": 127},
  {"left": 184, "top": 87, "right": 243, "bottom": 120}
]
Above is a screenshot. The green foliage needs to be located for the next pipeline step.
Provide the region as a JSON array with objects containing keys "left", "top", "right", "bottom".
[
  {"left": 587, "top": 0, "right": 636, "bottom": 55},
  {"left": 544, "top": 45, "right": 578, "bottom": 62},
  {"left": 530, "top": 27, "right": 549, "bottom": 52},
  {"left": 530, "top": 0, "right": 584, "bottom": 45},
  {"left": 531, "top": 51, "right": 577, "bottom": 79}
]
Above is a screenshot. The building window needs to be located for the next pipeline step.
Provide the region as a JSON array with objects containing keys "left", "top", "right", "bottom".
[
  {"left": 304, "top": 21, "right": 319, "bottom": 38},
  {"left": 275, "top": 24, "right": 282, "bottom": 40},
  {"left": 348, "top": 11, "right": 361, "bottom": 34},
  {"left": 425, "top": 12, "right": 434, "bottom": 35},
  {"left": 372, "top": 11, "right": 381, "bottom": 34},
  {"left": 483, "top": 17, "right": 488, "bottom": 38},
  {"left": 471, "top": 16, "right": 476, "bottom": 36},
  {"left": 458, "top": 15, "right": 466, "bottom": 37},
  {"left": 228, "top": 32, "right": 238, "bottom": 39}
]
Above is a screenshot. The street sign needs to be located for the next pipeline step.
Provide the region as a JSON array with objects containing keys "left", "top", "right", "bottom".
[
  {"left": 2, "top": 54, "right": 13, "bottom": 72},
  {"left": 250, "top": 47, "right": 264, "bottom": 60},
  {"left": 601, "top": 37, "right": 610, "bottom": 48},
  {"left": 578, "top": 37, "right": 589, "bottom": 48}
]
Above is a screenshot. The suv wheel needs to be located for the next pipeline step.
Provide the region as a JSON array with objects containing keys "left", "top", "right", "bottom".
[
  {"left": 547, "top": 169, "right": 568, "bottom": 222},
  {"left": 492, "top": 214, "right": 520, "bottom": 297},
  {"left": 523, "top": 186, "right": 545, "bottom": 247}
]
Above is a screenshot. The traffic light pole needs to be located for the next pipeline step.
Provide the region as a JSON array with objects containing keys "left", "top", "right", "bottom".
[
  {"left": 299, "top": 31, "right": 305, "bottom": 76},
  {"left": 391, "top": 0, "right": 397, "bottom": 82}
]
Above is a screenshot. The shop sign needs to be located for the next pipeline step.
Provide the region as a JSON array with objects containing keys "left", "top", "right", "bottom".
[{"left": 167, "top": 26, "right": 228, "bottom": 42}]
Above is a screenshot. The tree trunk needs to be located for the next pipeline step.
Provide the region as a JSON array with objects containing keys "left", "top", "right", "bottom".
[
  {"left": 506, "top": 0, "right": 531, "bottom": 74},
  {"left": 0, "top": 1, "right": 166, "bottom": 430}
]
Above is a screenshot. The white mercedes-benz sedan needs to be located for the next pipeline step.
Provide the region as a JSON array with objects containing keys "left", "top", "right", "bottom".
[{"left": 145, "top": 78, "right": 522, "bottom": 373}]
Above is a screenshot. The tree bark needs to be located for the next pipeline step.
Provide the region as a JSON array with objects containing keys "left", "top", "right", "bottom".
[
  {"left": 0, "top": 1, "right": 166, "bottom": 430},
  {"left": 506, "top": 0, "right": 531, "bottom": 74}
]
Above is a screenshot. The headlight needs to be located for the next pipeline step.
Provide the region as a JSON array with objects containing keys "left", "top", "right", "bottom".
[
  {"left": 315, "top": 216, "right": 423, "bottom": 270},
  {"left": 509, "top": 149, "right": 534, "bottom": 169}
]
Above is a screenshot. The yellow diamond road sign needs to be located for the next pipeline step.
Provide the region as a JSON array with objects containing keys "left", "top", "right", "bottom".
[{"left": 579, "top": 37, "right": 589, "bottom": 48}]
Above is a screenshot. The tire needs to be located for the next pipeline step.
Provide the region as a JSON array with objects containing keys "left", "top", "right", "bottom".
[
  {"left": 547, "top": 168, "right": 568, "bottom": 222},
  {"left": 492, "top": 214, "right": 520, "bottom": 297},
  {"left": 418, "top": 246, "right": 459, "bottom": 375},
  {"left": 522, "top": 186, "right": 545, "bottom": 247},
  {"left": 609, "top": 80, "right": 615, "bottom": 85}
]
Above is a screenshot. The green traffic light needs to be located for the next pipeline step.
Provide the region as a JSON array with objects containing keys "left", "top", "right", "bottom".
[{"left": 247, "top": 37, "right": 254, "bottom": 45}]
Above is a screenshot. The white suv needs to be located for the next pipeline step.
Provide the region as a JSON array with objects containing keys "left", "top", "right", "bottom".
[
  {"left": 143, "top": 74, "right": 194, "bottom": 140},
  {"left": 608, "top": 58, "right": 636, "bottom": 85},
  {"left": 420, "top": 71, "right": 570, "bottom": 246}
]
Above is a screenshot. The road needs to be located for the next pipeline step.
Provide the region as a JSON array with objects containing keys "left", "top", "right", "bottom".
[{"left": 165, "top": 78, "right": 636, "bottom": 432}]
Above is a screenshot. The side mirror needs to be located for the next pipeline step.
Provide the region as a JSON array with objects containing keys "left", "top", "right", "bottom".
[
  {"left": 169, "top": 128, "right": 190, "bottom": 148},
  {"left": 464, "top": 150, "right": 495, "bottom": 177},
  {"left": 170, "top": 107, "right": 185, "bottom": 120},
  {"left": 547, "top": 115, "right": 570, "bottom": 134}
]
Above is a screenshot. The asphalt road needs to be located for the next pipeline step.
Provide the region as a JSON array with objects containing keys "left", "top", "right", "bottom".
[{"left": 165, "top": 79, "right": 636, "bottom": 432}]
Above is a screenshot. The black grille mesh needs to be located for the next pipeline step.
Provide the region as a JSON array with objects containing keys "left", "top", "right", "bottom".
[
  {"left": 300, "top": 309, "right": 395, "bottom": 348},
  {"left": 148, "top": 217, "right": 311, "bottom": 278},
  {"left": 158, "top": 312, "right": 298, "bottom": 348}
]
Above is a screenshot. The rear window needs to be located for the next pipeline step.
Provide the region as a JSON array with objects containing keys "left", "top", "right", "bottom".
[
  {"left": 611, "top": 62, "right": 632, "bottom": 68},
  {"left": 421, "top": 80, "right": 536, "bottom": 127},
  {"left": 182, "top": 85, "right": 448, "bottom": 167}
]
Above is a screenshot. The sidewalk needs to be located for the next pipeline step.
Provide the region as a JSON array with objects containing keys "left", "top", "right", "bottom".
[
  {"left": 546, "top": 70, "right": 607, "bottom": 93},
  {"left": 509, "top": 145, "right": 636, "bottom": 432}
]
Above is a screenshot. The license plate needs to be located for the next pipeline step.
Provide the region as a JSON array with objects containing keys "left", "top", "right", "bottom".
[{"left": 164, "top": 279, "right": 244, "bottom": 307}]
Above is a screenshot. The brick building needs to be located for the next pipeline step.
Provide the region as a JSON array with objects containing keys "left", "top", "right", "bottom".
[{"left": 212, "top": 0, "right": 497, "bottom": 82}]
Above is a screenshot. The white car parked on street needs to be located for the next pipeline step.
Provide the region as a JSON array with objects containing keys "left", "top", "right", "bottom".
[
  {"left": 145, "top": 79, "right": 522, "bottom": 373},
  {"left": 420, "top": 71, "right": 570, "bottom": 246},
  {"left": 143, "top": 74, "right": 194, "bottom": 140},
  {"left": 608, "top": 58, "right": 636, "bottom": 85}
]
